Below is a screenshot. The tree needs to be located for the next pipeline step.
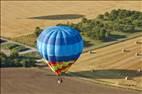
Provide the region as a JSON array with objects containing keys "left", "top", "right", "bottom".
[
  {"left": 54, "top": 9, "right": 142, "bottom": 41},
  {"left": 35, "top": 27, "right": 43, "bottom": 37},
  {"left": 0, "top": 52, "right": 7, "bottom": 67},
  {"left": 131, "top": 11, "right": 140, "bottom": 20},
  {"left": 132, "top": 20, "right": 142, "bottom": 27},
  {"left": 104, "top": 22, "right": 113, "bottom": 31},
  {"left": 13, "top": 59, "right": 22, "bottom": 67},
  {"left": 123, "top": 25, "right": 135, "bottom": 32},
  {"left": 81, "top": 17, "right": 88, "bottom": 23},
  {"left": 105, "top": 30, "right": 111, "bottom": 38},
  {"left": 100, "top": 28, "right": 106, "bottom": 40},
  {"left": 113, "top": 23, "right": 117, "bottom": 31},
  {"left": 0, "top": 52, "right": 7, "bottom": 60},
  {"left": 97, "top": 14, "right": 104, "bottom": 19},
  {"left": 10, "top": 49, "right": 19, "bottom": 59},
  {"left": 109, "top": 9, "right": 119, "bottom": 20},
  {"left": 104, "top": 12, "right": 109, "bottom": 19},
  {"left": 25, "top": 59, "right": 35, "bottom": 67},
  {"left": 93, "top": 27, "right": 100, "bottom": 40}
]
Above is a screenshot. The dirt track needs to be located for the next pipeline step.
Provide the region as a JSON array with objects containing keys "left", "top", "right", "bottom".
[{"left": 1, "top": 68, "right": 141, "bottom": 94}]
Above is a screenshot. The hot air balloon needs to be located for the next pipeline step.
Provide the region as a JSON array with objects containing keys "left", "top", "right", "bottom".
[{"left": 37, "top": 26, "right": 83, "bottom": 77}]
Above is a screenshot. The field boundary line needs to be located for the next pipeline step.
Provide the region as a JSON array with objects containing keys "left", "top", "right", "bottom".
[
  {"left": 83, "top": 34, "right": 142, "bottom": 53},
  {"left": 68, "top": 73, "right": 142, "bottom": 91},
  {"left": 1, "top": 33, "right": 141, "bottom": 54}
]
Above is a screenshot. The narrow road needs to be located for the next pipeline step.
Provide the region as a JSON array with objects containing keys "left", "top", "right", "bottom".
[{"left": 0, "top": 37, "right": 37, "bottom": 52}]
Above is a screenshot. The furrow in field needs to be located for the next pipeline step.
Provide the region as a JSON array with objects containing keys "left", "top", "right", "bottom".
[
  {"left": 78, "top": 45, "right": 137, "bottom": 68},
  {"left": 121, "top": 59, "right": 142, "bottom": 70},
  {"left": 129, "top": 63, "right": 142, "bottom": 70},
  {"left": 105, "top": 49, "right": 138, "bottom": 69},
  {"left": 73, "top": 46, "right": 137, "bottom": 71},
  {"left": 107, "top": 55, "right": 140, "bottom": 69},
  {"left": 70, "top": 37, "right": 141, "bottom": 72},
  {"left": 79, "top": 44, "right": 135, "bottom": 63},
  {"left": 75, "top": 39, "right": 139, "bottom": 68},
  {"left": 79, "top": 37, "right": 140, "bottom": 62}
]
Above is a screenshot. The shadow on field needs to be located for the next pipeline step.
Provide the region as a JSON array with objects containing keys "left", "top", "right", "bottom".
[
  {"left": 28, "top": 14, "right": 85, "bottom": 20},
  {"left": 84, "top": 40, "right": 93, "bottom": 48},
  {"left": 105, "top": 34, "right": 126, "bottom": 42},
  {"left": 66, "top": 69, "right": 142, "bottom": 79},
  {"left": 0, "top": 39, "right": 7, "bottom": 44}
]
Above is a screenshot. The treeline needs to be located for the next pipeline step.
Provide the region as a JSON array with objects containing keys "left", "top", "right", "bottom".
[
  {"left": 56, "top": 9, "right": 142, "bottom": 41},
  {"left": 0, "top": 51, "right": 36, "bottom": 67}
]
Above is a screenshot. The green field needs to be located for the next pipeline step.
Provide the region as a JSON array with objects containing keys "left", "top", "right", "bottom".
[
  {"left": 21, "top": 51, "right": 41, "bottom": 60},
  {"left": 12, "top": 31, "right": 141, "bottom": 52},
  {"left": 1, "top": 43, "right": 29, "bottom": 52}
]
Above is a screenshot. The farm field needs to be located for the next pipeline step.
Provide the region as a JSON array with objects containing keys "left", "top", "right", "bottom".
[
  {"left": 1, "top": 36, "right": 142, "bottom": 94},
  {"left": 1, "top": 1, "right": 142, "bottom": 38},
  {"left": 69, "top": 36, "right": 142, "bottom": 90},
  {"left": 1, "top": 68, "right": 141, "bottom": 94},
  {"left": 1, "top": 0, "right": 142, "bottom": 92}
]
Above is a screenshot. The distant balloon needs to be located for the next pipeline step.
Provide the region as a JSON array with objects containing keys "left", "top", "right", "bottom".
[{"left": 37, "top": 26, "right": 83, "bottom": 75}]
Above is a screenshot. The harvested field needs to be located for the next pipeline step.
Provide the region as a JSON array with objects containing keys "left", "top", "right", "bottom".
[
  {"left": 1, "top": 1, "right": 142, "bottom": 92},
  {"left": 1, "top": 37, "right": 142, "bottom": 93},
  {"left": 1, "top": 68, "right": 141, "bottom": 94},
  {"left": 69, "top": 36, "right": 142, "bottom": 90},
  {"left": 1, "top": 1, "right": 142, "bottom": 38}
]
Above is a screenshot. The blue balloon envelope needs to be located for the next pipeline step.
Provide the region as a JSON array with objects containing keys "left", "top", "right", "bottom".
[{"left": 37, "top": 26, "right": 83, "bottom": 75}]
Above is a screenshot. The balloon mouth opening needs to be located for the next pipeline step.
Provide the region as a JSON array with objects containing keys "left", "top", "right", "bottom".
[{"left": 43, "top": 59, "right": 74, "bottom": 76}]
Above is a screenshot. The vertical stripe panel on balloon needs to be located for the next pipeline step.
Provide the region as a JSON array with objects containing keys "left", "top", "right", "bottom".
[{"left": 47, "top": 31, "right": 57, "bottom": 62}]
